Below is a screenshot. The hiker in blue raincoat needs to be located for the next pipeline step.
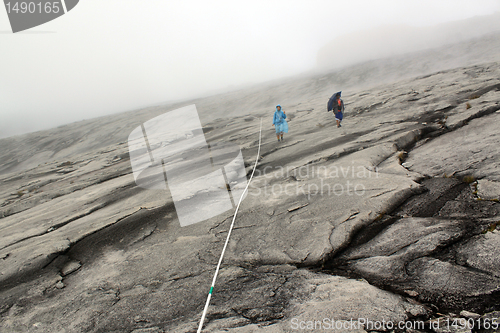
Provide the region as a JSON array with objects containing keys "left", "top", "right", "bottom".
[{"left": 273, "top": 104, "right": 288, "bottom": 142}]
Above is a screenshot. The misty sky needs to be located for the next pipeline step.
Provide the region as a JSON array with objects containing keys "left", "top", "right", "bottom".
[{"left": 1, "top": 0, "right": 500, "bottom": 139}]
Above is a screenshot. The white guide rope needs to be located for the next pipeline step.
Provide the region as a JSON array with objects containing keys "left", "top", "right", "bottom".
[{"left": 197, "top": 118, "right": 263, "bottom": 333}]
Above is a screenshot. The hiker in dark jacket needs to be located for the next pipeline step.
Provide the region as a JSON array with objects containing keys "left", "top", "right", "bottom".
[{"left": 333, "top": 94, "right": 344, "bottom": 128}]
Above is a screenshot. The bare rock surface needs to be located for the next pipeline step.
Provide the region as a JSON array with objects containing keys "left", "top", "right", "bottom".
[
  {"left": 1, "top": 44, "right": 500, "bottom": 331},
  {"left": 477, "top": 179, "right": 500, "bottom": 201},
  {"left": 406, "top": 107, "right": 500, "bottom": 182},
  {"left": 456, "top": 231, "right": 500, "bottom": 278},
  {"left": 334, "top": 174, "right": 500, "bottom": 313}
]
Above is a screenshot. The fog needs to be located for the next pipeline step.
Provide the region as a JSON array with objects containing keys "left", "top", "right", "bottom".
[
  {"left": 1, "top": 0, "right": 500, "bottom": 139},
  {"left": 317, "top": 12, "right": 500, "bottom": 69}
]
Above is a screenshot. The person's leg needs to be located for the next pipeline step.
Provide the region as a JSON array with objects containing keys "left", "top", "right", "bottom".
[
  {"left": 277, "top": 134, "right": 280, "bottom": 141},
  {"left": 280, "top": 133, "right": 283, "bottom": 140},
  {"left": 336, "top": 119, "right": 340, "bottom": 127}
]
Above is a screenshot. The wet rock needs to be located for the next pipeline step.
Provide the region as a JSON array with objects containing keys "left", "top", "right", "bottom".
[
  {"left": 394, "top": 178, "right": 467, "bottom": 218},
  {"left": 1, "top": 55, "right": 500, "bottom": 332}
]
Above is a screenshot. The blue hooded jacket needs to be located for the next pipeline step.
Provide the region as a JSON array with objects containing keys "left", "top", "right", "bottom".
[
  {"left": 273, "top": 105, "right": 288, "bottom": 134},
  {"left": 273, "top": 105, "right": 287, "bottom": 125}
]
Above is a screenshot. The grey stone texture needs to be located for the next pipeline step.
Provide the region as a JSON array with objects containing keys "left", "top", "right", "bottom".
[{"left": 1, "top": 36, "right": 500, "bottom": 332}]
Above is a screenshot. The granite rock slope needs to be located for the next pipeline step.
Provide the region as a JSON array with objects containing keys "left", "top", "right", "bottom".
[{"left": 1, "top": 60, "right": 500, "bottom": 332}]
